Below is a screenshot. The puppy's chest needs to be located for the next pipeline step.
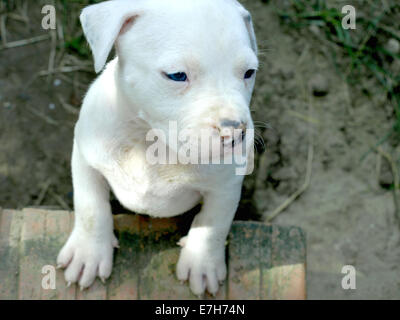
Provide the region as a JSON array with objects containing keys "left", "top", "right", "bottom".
[{"left": 101, "top": 148, "right": 201, "bottom": 217}]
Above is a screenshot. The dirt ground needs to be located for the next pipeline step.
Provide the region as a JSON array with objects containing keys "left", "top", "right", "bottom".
[{"left": 1, "top": 0, "right": 400, "bottom": 299}]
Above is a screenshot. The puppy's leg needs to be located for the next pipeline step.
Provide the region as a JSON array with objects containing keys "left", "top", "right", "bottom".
[
  {"left": 176, "top": 184, "right": 242, "bottom": 296},
  {"left": 57, "top": 141, "right": 118, "bottom": 289}
]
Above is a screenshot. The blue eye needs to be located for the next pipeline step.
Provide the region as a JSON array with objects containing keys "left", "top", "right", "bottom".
[
  {"left": 166, "top": 72, "right": 188, "bottom": 82},
  {"left": 244, "top": 69, "right": 255, "bottom": 79}
]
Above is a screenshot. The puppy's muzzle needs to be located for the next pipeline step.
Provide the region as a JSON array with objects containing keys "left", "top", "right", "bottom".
[{"left": 216, "top": 118, "right": 247, "bottom": 148}]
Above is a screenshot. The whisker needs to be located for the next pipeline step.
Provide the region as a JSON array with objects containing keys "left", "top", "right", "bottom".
[
  {"left": 252, "top": 130, "right": 266, "bottom": 153},
  {"left": 253, "top": 120, "right": 273, "bottom": 130}
]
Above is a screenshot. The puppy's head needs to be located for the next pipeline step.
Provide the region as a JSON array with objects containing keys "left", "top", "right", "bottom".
[{"left": 81, "top": 0, "right": 258, "bottom": 161}]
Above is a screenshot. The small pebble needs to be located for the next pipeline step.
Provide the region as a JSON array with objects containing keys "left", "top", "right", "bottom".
[
  {"left": 49, "top": 103, "right": 56, "bottom": 110},
  {"left": 3, "top": 101, "right": 12, "bottom": 109},
  {"left": 309, "top": 74, "right": 329, "bottom": 97},
  {"left": 309, "top": 24, "right": 321, "bottom": 36},
  {"left": 385, "top": 38, "right": 400, "bottom": 55},
  {"left": 379, "top": 170, "right": 393, "bottom": 187}
]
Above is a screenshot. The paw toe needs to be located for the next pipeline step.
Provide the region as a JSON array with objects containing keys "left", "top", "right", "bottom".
[
  {"left": 206, "top": 270, "right": 219, "bottom": 295},
  {"left": 56, "top": 246, "right": 73, "bottom": 268},
  {"left": 216, "top": 264, "right": 227, "bottom": 282},
  {"left": 176, "top": 259, "right": 189, "bottom": 281},
  {"left": 64, "top": 259, "right": 84, "bottom": 284},
  {"left": 79, "top": 262, "right": 98, "bottom": 288},
  {"left": 98, "top": 259, "right": 112, "bottom": 280},
  {"left": 177, "top": 236, "right": 188, "bottom": 247},
  {"left": 189, "top": 271, "right": 206, "bottom": 296}
]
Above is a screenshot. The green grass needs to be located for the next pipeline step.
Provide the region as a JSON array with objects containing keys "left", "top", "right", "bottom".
[
  {"left": 56, "top": 0, "right": 102, "bottom": 58},
  {"left": 275, "top": 0, "right": 400, "bottom": 144}
]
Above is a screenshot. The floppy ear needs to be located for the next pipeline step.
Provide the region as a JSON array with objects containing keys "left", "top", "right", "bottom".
[
  {"left": 80, "top": 0, "right": 143, "bottom": 73},
  {"left": 233, "top": 1, "right": 258, "bottom": 55},
  {"left": 242, "top": 11, "right": 257, "bottom": 55}
]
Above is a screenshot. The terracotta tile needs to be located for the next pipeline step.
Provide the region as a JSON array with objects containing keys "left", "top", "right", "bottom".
[{"left": 0, "top": 209, "right": 23, "bottom": 299}]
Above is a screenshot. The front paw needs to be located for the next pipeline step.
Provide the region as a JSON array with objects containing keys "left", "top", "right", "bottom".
[
  {"left": 176, "top": 245, "right": 226, "bottom": 296},
  {"left": 57, "top": 230, "right": 119, "bottom": 289}
]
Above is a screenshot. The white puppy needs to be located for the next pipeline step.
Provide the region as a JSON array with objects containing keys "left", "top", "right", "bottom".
[{"left": 57, "top": 0, "right": 258, "bottom": 296}]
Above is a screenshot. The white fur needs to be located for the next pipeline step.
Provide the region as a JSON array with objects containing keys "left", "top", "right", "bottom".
[{"left": 57, "top": 0, "right": 258, "bottom": 296}]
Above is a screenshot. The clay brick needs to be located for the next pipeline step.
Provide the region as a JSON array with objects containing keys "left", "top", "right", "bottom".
[
  {"left": 107, "top": 235, "right": 140, "bottom": 300},
  {"left": 18, "top": 208, "right": 47, "bottom": 299},
  {"left": 228, "top": 222, "right": 307, "bottom": 300},
  {"left": 77, "top": 279, "right": 107, "bottom": 300},
  {"left": 139, "top": 248, "right": 196, "bottom": 300},
  {"left": 262, "top": 264, "right": 306, "bottom": 300},
  {"left": 42, "top": 210, "right": 75, "bottom": 300},
  {"left": 268, "top": 225, "right": 306, "bottom": 300},
  {"left": 258, "top": 224, "right": 273, "bottom": 299},
  {"left": 0, "top": 209, "right": 23, "bottom": 300},
  {"left": 1, "top": 209, "right": 306, "bottom": 300},
  {"left": 107, "top": 268, "right": 138, "bottom": 300},
  {"left": 228, "top": 222, "right": 261, "bottom": 300},
  {"left": 146, "top": 217, "right": 179, "bottom": 235},
  {"left": 113, "top": 214, "right": 141, "bottom": 234}
]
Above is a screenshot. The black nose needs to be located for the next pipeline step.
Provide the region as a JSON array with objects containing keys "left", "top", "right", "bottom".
[
  {"left": 218, "top": 119, "right": 247, "bottom": 147},
  {"left": 220, "top": 119, "right": 241, "bottom": 129}
]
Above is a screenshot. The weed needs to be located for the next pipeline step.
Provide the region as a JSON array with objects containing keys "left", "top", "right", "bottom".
[{"left": 274, "top": 0, "right": 400, "bottom": 143}]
